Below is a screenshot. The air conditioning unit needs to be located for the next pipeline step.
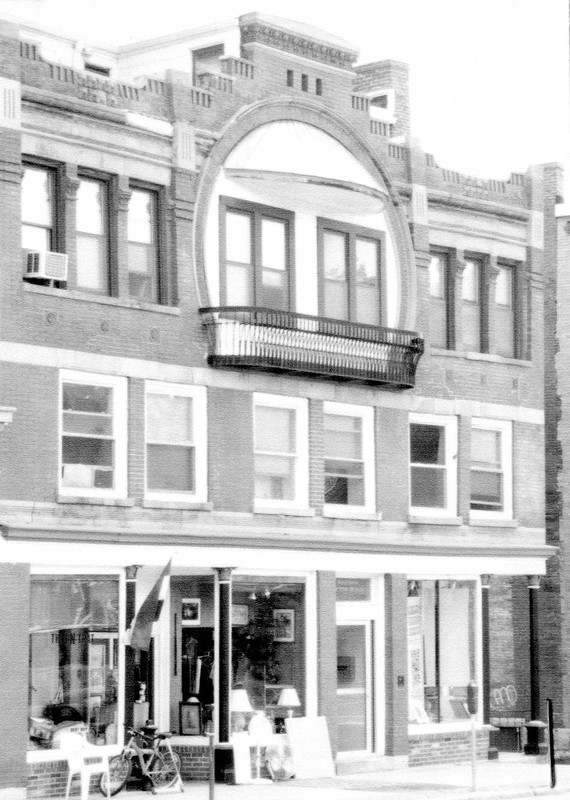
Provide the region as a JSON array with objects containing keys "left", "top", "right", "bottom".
[{"left": 25, "top": 250, "right": 68, "bottom": 282}]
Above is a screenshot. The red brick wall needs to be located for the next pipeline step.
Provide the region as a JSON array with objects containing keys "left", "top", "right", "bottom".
[{"left": 0, "top": 563, "right": 30, "bottom": 794}]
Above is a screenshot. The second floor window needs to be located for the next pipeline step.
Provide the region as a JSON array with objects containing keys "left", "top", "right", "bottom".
[
  {"left": 409, "top": 414, "right": 457, "bottom": 517},
  {"left": 60, "top": 371, "right": 127, "bottom": 498},
  {"left": 128, "top": 188, "right": 159, "bottom": 303},
  {"left": 323, "top": 402, "right": 375, "bottom": 512},
  {"left": 22, "top": 164, "right": 56, "bottom": 251},
  {"left": 319, "top": 219, "right": 383, "bottom": 325},
  {"left": 221, "top": 198, "right": 293, "bottom": 310},
  {"left": 145, "top": 383, "right": 207, "bottom": 502},
  {"left": 470, "top": 419, "right": 512, "bottom": 519},
  {"left": 253, "top": 394, "right": 308, "bottom": 509},
  {"left": 76, "top": 177, "right": 110, "bottom": 294}
]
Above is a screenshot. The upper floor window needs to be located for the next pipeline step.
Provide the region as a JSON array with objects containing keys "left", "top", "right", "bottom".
[
  {"left": 318, "top": 219, "right": 383, "bottom": 325},
  {"left": 428, "top": 250, "right": 451, "bottom": 349},
  {"left": 128, "top": 187, "right": 159, "bottom": 303},
  {"left": 323, "top": 402, "right": 375, "bottom": 514},
  {"left": 59, "top": 371, "right": 127, "bottom": 498},
  {"left": 470, "top": 418, "right": 513, "bottom": 520},
  {"left": 253, "top": 393, "right": 308, "bottom": 510},
  {"left": 145, "top": 383, "right": 207, "bottom": 502},
  {"left": 409, "top": 414, "right": 457, "bottom": 517},
  {"left": 461, "top": 256, "right": 484, "bottom": 352},
  {"left": 76, "top": 176, "right": 110, "bottom": 294},
  {"left": 22, "top": 163, "right": 57, "bottom": 251},
  {"left": 494, "top": 263, "right": 516, "bottom": 359},
  {"left": 220, "top": 198, "right": 293, "bottom": 311}
]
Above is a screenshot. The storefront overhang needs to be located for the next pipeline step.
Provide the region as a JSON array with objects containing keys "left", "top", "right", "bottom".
[{"left": 1, "top": 526, "right": 555, "bottom": 577}]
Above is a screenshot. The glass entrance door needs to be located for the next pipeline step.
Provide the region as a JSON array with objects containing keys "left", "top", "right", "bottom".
[{"left": 336, "top": 622, "right": 372, "bottom": 752}]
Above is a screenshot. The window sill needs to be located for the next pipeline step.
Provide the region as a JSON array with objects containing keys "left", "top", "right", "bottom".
[
  {"left": 23, "top": 282, "right": 180, "bottom": 315},
  {"left": 322, "top": 506, "right": 381, "bottom": 521},
  {"left": 429, "top": 347, "right": 532, "bottom": 367},
  {"left": 57, "top": 495, "right": 135, "bottom": 507},
  {"left": 253, "top": 504, "right": 315, "bottom": 517},
  {"left": 142, "top": 499, "right": 213, "bottom": 511},
  {"left": 408, "top": 515, "right": 463, "bottom": 526},
  {"left": 469, "top": 517, "right": 518, "bottom": 528}
]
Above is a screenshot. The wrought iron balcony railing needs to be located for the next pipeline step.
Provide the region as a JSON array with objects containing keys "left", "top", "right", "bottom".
[{"left": 199, "top": 307, "right": 424, "bottom": 389}]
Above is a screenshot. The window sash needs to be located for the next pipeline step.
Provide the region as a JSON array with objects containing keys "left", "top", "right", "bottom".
[
  {"left": 409, "top": 415, "right": 456, "bottom": 516},
  {"left": 320, "top": 220, "right": 383, "bottom": 325},
  {"left": 22, "top": 164, "right": 56, "bottom": 251},
  {"left": 76, "top": 178, "right": 110, "bottom": 293},
  {"left": 127, "top": 188, "right": 159, "bottom": 303},
  {"left": 429, "top": 252, "right": 450, "bottom": 349},
  {"left": 470, "top": 420, "right": 511, "bottom": 517},
  {"left": 222, "top": 201, "right": 291, "bottom": 310}
]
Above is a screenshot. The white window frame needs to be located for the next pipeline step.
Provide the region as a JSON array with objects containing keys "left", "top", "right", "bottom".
[
  {"left": 253, "top": 393, "right": 308, "bottom": 512},
  {"left": 323, "top": 401, "right": 375, "bottom": 516},
  {"left": 59, "top": 370, "right": 128, "bottom": 499},
  {"left": 409, "top": 413, "right": 457, "bottom": 518},
  {"left": 470, "top": 418, "right": 513, "bottom": 521},
  {"left": 144, "top": 382, "right": 207, "bottom": 503}
]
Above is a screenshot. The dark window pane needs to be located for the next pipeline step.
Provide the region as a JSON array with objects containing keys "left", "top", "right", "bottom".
[
  {"left": 63, "top": 384, "right": 111, "bottom": 415},
  {"left": 147, "top": 444, "right": 195, "bottom": 492},
  {"left": 62, "top": 436, "right": 113, "bottom": 467},
  {"left": 410, "top": 424, "right": 445, "bottom": 465},
  {"left": 471, "top": 471, "right": 502, "bottom": 510}
]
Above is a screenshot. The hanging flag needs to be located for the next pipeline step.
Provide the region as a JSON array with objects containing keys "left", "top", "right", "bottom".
[{"left": 126, "top": 560, "right": 171, "bottom": 653}]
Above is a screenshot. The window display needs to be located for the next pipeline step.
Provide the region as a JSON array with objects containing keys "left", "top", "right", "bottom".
[
  {"left": 28, "top": 576, "right": 119, "bottom": 749},
  {"left": 407, "top": 579, "right": 476, "bottom": 725}
]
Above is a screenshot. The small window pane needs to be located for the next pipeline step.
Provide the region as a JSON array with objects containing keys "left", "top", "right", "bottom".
[
  {"left": 63, "top": 384, "right": 111, "bottom": 415},
  {"left": 261, "top": 218, "right": 286, "bottom": 271},
  {"left": 22, "top": 166, "right": 53, "bottom": 227},
  {"left": 76, "top": 235, "right": 109, "bottom": 292},
  {"left": 128, "top": 189, "right": 155, "bottom": 244},
  {"left": 355, "top": 239, "right": 378, "bottom": 286},
  {"left": 410, "top": 466, "right": 445, "bottom": 508},
  {"left": 226, "top": 263, "right": 252, "bottom": 305},
  {"left": 77, "top": 179, "right": 105, "bottom": 235},
  {"left": 147, "top": 444, "right": 195, "bottom": 492},
  {"left": 255, "top": 455, "right": 294, "bottom": 500},
  {"left": 22, "top": 225, "right": 50, "bottom": 251},
  {"left": 472, "top": 429, "right": 501, "bottom": 469},
  {"left": 63, "top": 412, "right": 112, "bottom": 437},
  {"left": 496, "top": 266, "right": 513, "bottom": 306},
  {"left": 62, "top": 436, "right": 113, "bottom": 467},
  {"left": 323, "top": 231, "right": 347, "bottom": 281},
  {"left": 255, "top": 406, "right": 295, "bottom": 453},
  {"left": 324, "top": 415, "right": 362, "bottom": 460},
  {"left": 410, "top": 424, "right": 445, "bottom": 465},
  {"left": 462, "top": 260, "right": 480, "bottom": 302},
  {"left": 147, "top": 394, "right": 193, "bottom": 443},
  {"left": 226, "top": 211, "right": 251, "bottom": 264},
  {"left": 471, "top": 471, "right": 502, "bottom": 509},
  {"left": 429, "top": 255, "right": 444, "bottom": 298}
]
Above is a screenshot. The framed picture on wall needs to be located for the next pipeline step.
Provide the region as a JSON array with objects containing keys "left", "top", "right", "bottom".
[
  {"left": 273, "top": 609, "right": 294, "bottom": 642},
  {"left": 181, "top": 598, "right": 201, "bottom": 626},
  {"left": 179, "top": 701, "right": 202, "bottom": 735},
  {"left": 232, "top": 604, "right": 249, "bottom": 626}
]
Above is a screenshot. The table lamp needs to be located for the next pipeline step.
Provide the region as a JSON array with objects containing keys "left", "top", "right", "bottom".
[
  {"left": 278, "top": 686, "right": 301, "bottom": 718},
  {"left": 231, "top": 688, "right": 252, "bottom": 733}
]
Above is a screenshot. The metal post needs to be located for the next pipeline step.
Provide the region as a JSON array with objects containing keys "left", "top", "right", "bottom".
[
  {"left": 547, "top": 699, "right": 556, "bottom": 789},
  {"left": 209, "top": 732, "right": 215, "bottom": 800}
]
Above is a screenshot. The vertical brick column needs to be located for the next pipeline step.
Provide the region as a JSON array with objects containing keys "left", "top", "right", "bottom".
[
  {"left": 62, "top": 164, "right": 79, "bottom": 288},
  {"left": 385, "top": 574, "right": 408, "bottom": 756},
  {"left": 113, "top": 175, "right": 131, "bottom": 299},
  {"left": 128, "top": 378, "right": 145, "bottom": 499},
  {"left": 308, "top": 399, "right": 324, "bottom": 513},
  {"left": 453, "top": 251, "right": 467, "bottom": 352},
  {"left": 457, "top": 415, "right": 471, "bottom": 522},
  {"left": 316, "top": 571, "right": 337, "bottom": 755},
  {"left": 0, "top": 563, "right": 29, "bottom": 798},
  {"left": 208, "top": 388, "right": 253, "bottom": 512}
]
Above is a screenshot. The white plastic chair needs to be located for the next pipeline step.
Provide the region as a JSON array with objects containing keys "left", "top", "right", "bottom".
[{"left": 59, "top": 732, "right": 111, "bottom": 800}]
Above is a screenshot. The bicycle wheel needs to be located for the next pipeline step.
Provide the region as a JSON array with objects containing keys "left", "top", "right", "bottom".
[
  {"left": 147, "top": 746, "right": 181, "bottom": 790},
  {"left": 100, "top": 753, "right": 132, "bottom": 796}
]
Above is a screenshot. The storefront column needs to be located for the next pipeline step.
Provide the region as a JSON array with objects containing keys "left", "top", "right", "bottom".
[
  {"left": 481, "top": 575, "right": 491, "bottom": 725},
  {"left": 317, "top": 572, "right": 337, "bottom": 755},
  {"left": 215, "top": 568, "right": 233, "bottom": 743},
  {"left": 124, "top": 566, "right": 139, "bottom": 730},
  {"left": 524, "top": 575, "right": 547, "bottom": 755}
]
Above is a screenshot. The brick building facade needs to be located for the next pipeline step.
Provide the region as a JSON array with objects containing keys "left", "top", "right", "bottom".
[{"left": 0, "top": 11, "right": 556, "bottom": 797}]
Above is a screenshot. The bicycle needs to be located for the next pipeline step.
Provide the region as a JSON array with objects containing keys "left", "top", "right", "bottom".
[{"left": 99, "top": 726, "right": 183, "bottom": 796}]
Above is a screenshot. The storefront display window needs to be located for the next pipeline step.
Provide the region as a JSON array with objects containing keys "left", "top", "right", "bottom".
[
  {"left": 232, "top": 577, "right": 305, "bottom": 732},
  {"left": 28, "top": 576, "right": 119, "bottom": 749},
  {"left": 407, "top": 579, "right": 475, "bottom": 725}
]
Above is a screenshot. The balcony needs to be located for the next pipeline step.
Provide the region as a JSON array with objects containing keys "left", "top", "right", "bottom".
[{"left": 199, "top": 307, "right": 424, "bottom": 389}]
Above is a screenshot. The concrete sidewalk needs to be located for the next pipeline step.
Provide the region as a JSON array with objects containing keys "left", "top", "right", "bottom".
[{"left": 112, "top": 754, "right": 570, "bottom": 800}]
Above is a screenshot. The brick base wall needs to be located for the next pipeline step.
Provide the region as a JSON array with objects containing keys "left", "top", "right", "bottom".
[{"left": 408, "top": 729, "right": 489, "bottom": 767}]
